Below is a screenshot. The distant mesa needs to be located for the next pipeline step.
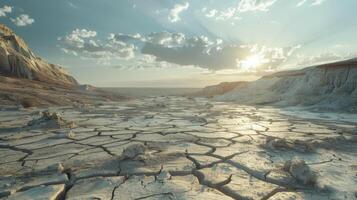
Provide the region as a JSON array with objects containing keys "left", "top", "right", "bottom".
[
  {"left": 191, "top": 81, "right": 246, "bottom": 97},
  {"left": 0, "top": 24, "right": 77, "bottom": 86},
  {"left": 213, "top": 58, "right": 357, "bottom": 112}
]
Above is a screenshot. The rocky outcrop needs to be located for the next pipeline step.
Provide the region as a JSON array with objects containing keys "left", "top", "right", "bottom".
[
  {"left": 191, "top": 81, "right": 246, "bottom": 97},
  {"left": 0, "top": 24, "right": 77, "bottom": 85},
  {"left": 27, "top": 111, "right": 76, "bottom": 129},
  {"left": 283, "top": 160, "right": 317, "bottom": 186},
  {"left": 216, "top": 58, "right": 357, "bottom": 112},
  {"left": 0, "top": 24, "right": 128, "bottom": 107}
]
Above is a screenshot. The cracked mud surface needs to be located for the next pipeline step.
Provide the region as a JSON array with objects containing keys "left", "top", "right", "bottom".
[{"left": 0, "top": 97, "right": 356, "bottom": 199}]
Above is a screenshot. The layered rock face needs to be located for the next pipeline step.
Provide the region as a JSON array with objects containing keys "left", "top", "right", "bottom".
[
  {"left": 0, "top": 24, "right": 77, "bottom": 85},
  {"left": 216, "top": 58, "right": 357, "bottom": 111},
  {"left": 0, "top": 24, "right": 127, "bottom": 107}
]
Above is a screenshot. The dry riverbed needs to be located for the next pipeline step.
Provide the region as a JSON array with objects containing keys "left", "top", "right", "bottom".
[{"left": 0, "top": 96, "right": 356, "bottom": 200}]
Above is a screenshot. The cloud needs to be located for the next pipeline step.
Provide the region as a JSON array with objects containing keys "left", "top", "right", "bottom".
[
  {"left": 59, "top": 29, "right": 136, "bottom": 64},
  {"left": 201, "top": 7, "right": 218, "bottom": 18},
  {"left": 237, "top": 0, "right": 277, "bottom": 12},
  {"left": 109, "top": 33, "right": 143, "bottom": 43},
  {"left": 72, "top": 29, "right": 97, "bottom": 38},
  {"left": 61, "top": 29, "right": 97, "bottom": 48},
  {"left": 67, "top": 1, "right": 79, "bottom": 9},
  {"left": 141, "top": 33, "right": 300, "bottom": 71},
  {"left": 147, "top": 32, "right": 186, "bottom": 47},
  {"left": 202, "top": 7, "right": 241, "bottom": 21},
  {"left": 297, "top": 52, "right": 350, "bottom": 66},
  {"left": 59, "top": 30, "right": 300, "bottom": 71},
  {"left": 296, "top": 0, "right": 308, "bottom": 7},
  {"left": 202, "top": 0, "right": 277, "bottom": 21},
  {"left": 238, "top": 44, "right": 301, "bottom": 71},
  {"left": 108, "top": 32, "right": 186, "bottom": 47},
  {"left": 310, "top": 0, "right": 327, "bottom": 6},
  {"left": 168, "top": 2, "right": 189, "bottom": 23},
  {"left": 11, "top": 14, "right": 35, "bottom": 26},
  {"left": 297, "top": 0, "right": 327, "bottom": 7},
  {"left": 0, "top": 5, "right": 12, "bottom": 17},
  {"left": 0, "top": 5, "right": 35, "bottom": 27},
  {"left": 216, "top": 7, "right": 238, "bottom": 21},
  {"left": 206, "top": 10, "right": 218, "bottom": 18}
]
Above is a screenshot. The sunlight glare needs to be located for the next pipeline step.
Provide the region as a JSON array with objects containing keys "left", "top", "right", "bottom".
[{"left": 240, "top": 54, "right": 267, "bottom": 71}]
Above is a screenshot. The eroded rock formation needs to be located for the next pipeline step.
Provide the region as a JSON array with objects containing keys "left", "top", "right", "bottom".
[
  {"left": 0, "top": 24, "right": 77, "bottom": 86},
  {"left": 216, "top": 58, "right": 357, "bottom": 112}
]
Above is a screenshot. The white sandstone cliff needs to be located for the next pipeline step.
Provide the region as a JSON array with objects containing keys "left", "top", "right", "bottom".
[{"left": 216, "top": 58, "right": 357, "bottom": 112}]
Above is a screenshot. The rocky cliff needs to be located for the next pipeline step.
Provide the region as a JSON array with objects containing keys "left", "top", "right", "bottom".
[
  {"left": 0, "top": 24, "right": 77, "bottom": 85},
  {"left": 215, "top": 58, "right": 357, "bottom": 112},
  {"left": 0, "top": 24, "right": 127, "bottom": 107}
]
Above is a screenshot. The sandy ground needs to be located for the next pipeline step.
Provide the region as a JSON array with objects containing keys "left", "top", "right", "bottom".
[{"left": 0, "top": 96, "right": 356, "bottom": 200}]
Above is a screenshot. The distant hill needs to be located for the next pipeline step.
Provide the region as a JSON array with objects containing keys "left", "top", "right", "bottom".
[
  {"left": 214, "top": 58, "right": 357, "bottom": 112},
  {"left": 190, "top": 81, "right": 246, "bottom": 97}
]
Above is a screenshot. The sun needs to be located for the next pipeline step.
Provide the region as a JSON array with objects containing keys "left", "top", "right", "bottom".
[{"left": 240, "top": 54, "right": 266, "bottom": 71}]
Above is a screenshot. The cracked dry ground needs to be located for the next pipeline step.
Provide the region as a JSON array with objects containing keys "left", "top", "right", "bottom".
[{"left": 0, "top": 97, "right": 356, "bottom": 200}]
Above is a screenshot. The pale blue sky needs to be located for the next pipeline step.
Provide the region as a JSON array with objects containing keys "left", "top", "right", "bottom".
[{"left": 1, "top": 0, "right": 356, "bottom": 87}]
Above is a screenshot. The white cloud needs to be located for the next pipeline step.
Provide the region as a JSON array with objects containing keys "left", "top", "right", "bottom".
[
  {"left": 72, "top": 29, "right": 97, "bottom": 38},
  {"left": 297, "top": 0, "right": 308, "bottom": 7},
  {"left": 0, "top": 5, "right": 12, "bottom": 17},
  {"left": 297, "top": 0, "right": 327, "bottom": 7},
  {"left": 202, "top": 7, "right": 240, "bottom": 21},
  {"left": 59, "top": 30, "right": 301, "bottom": 71},
  {"left": 205, "top": 9, "right": 217, "bottom": 18},
  {"left": 297, "top": 52, "right": 350, "bottom": 66},
  {"left": 0, "top": 5, "right": 35, "bottom": 27},
  {"left": 310, "top": 0, "right": 327, "bottom": 6},
  {"left": 141, "top": 33, "right": 300, "bottom": 71},
  {"left": 216, "top": 7, "right": 237, "bottom": 20},
  {"left": 59, "top": 29, "right": 136, "bottom": 64},
  {"left": 60, "top": 29, "right": 97, "bottom": 48},
  {"left": 61, "top": 48, "right": 78, "bottom": 56},
  {"left": 237, "top": 0, "right": 277, "bottom": 12},
  {"left": 11, "top": 14, "right": 35, "bottom": 26},
  {"left": 202, "top": 0, "right": 277, "bottom": 21},
  {"left": 147, "top": 32, "right": 186, "bottom": 47},
  {"left": 168, "top": 2, "right": 189, "bottom": 23}
]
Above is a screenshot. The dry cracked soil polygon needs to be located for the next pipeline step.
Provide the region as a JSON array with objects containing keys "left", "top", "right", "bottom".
[{"left": 0, "top": 97, "right": 356, "bottom": 199}]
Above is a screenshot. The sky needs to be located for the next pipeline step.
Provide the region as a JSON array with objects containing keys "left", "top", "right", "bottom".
[{"left": 0, "top": 0, "right": 356, "bottom": 87}]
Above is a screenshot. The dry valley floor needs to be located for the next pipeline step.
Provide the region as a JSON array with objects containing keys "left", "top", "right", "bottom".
[{"left": 0, "top": 97, "right": 356, "bottom": 200}]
